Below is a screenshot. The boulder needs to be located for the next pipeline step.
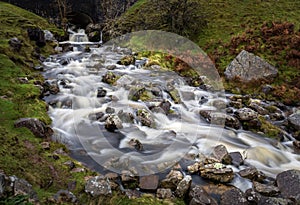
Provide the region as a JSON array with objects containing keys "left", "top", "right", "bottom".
[
  {"left": 229, "top": 152, "right": 244, "bottom": 166},
  {"left": 85, "top": 176, "right": 112, "bottom": 197},
  {"left": 276, "top": 169, "right": 300, "bottom": 201},
  {"left": 224, "top": 50, "right": 278, "bottom": 82},
  {"left": 189, "top": 185, "right": 217, "bottom": 205},
  {"left": 199, "top": 110, "right": 240, "bottom": 129},
  {"left": 14, "top": 118, "right": 53, "bottom": 138}
]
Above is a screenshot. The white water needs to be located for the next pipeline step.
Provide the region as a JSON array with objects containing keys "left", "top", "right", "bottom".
[{"left": 43, "top": 36, "right": 300, "bottom": 181}]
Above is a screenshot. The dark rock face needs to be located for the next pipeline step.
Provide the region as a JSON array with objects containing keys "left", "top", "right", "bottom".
[
  {"left": 224, "top": 50, "right": 278, "bottom": 82},
  {"left": 276, "top": 169, "right": 300, "bottom": 201},
  {"left": 14, "top": 118, "right": 53, "bottom": 138},
  {"left": 27, "top": 28, "right": 46, "bottom": 47}
]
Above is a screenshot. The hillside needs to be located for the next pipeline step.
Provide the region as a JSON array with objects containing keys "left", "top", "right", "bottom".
[{"left": 116, "top": 0, "right": 300, "bottom": 105}]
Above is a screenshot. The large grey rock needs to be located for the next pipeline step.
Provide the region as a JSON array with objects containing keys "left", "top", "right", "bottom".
[
  {"left": 85, "top": 176, "right": 112, "bottom": 197},
  {"left": 288, "top": 113, "right": 300, "bottom": 131},
  {"left": 276, "top": 169, "right": 300, "bottom": 201},
  {"left": 253, "top": 181, "right": 279, "bottom": 197},
  {"left": 12, "top": 176, "right": 38, "bottom": 202},
  {"left": 235, "top": 108, "right": 258, "bottom": 121},
  {"left": 224, "top": 50, "right": 278, "bottom": 82}
]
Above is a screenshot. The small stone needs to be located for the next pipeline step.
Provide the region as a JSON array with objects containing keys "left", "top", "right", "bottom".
[
  {"left": 41, "top": 142, "right": 50, "bottom": 150},
  {"left": 118, "top": 55, "right": 135, "bottom": 66},
  {"left": 156, "top": 188, "right": 173, "bottom": 199},
  {"left": 239, "top": 167, "right": 266, "bottom": 182},
  {"left": 187, "top": 162, "right": 201, "bottom": 174},
  {"left": 258, "top": 196, "right": 292, "bottom": 205},
  {"left": 53, "top": 190, "right": 77, "bottom": 203},
  {"left": 200, "top": 163, "right": 234, "bottom": 183},
  {"left": 106, "top": 65, "right": 117, "bottom": 70},
  {"left": 137, "top": 109, "right": 155, "bottom": 128},
  {"left": 63, "top": 161, "right": 76, "bottom": 170},
  {"left": 139, "top": 175, "right": 159, "bottom": 190},
  {"left": 128, "top": 138, "right": 144, "bottom": 151},
  {"left": 105, "top": 107, "right": 115, "bottom": 114},
  {"left": 97, "top": 87, "right": 107, "bottom": 97},
  {"left": 70, "top": 168, "right": 85, "bottom": 173}
]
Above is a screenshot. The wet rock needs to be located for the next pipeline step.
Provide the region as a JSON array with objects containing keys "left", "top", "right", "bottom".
[
  {"left": 199, "top": 96, "right": 209, "bottom": 104},
  {"left": 238, "top": 167, "right": 266, "bottom": 182},
  {"left": 224, "top": 50, "right": 278, "bottom": 82},
  {"left": 199, "top": 110, "right": 241, "bottom": 129},
  {"left": 258, "top": 196, "right": 292, "bottom": 205},
  {"left": 167, "top": 88, "right": 181, "bottom": 104},
  {"left": 128, "top": 138, "right": 144, "bottom": 151},
  {"left": 253, "top": 181, "right": 279, "bottom": 197},
  {"left": 27, "top": 27, "right": 46, "bottom": 47},
  {"left": 187, "top": 162, "right": 201, "bottom": 174},
  {"left": 159, "top": 100, "right": 172, "bottom": 114},
  {"left": 106, "top": 64, "right": 117, "bottom": 70},
  {"left": 105, "top": 115, "right": 123, "bottom": 132},
  {"left": 128, "top": 86, "right": 147, "bottom": 101},
  {"left": 105, "top": 107, "right": 115, "bottom": 114},
  {"left": 13, "top": 177, "right": 38, "bottom": 202},
  {"left": 118, "top": 110, "right": 134, "bottom": 123},
  {"left": 245, "top": 188, "right": 261, "bottom": 204},
  {"left": 43, "top": 80, "right": 60, "bottom": 95},
  {"left": 293, "top": 140, "right": 300, "bottom": 150},
  {"left": 118, "top": 55, "right": 135, "bottom": 66},
  {"left": 175, "top": 175, "right": 192, "bottom": 198},
  {"left": 189, "top": 185, "right": 218, "bottom": 205},
  {"left": 139, "top": 175, "right": 159, "bottom": 191},
  {"left": 156, "top": 188, "right": 173, "bottom": 199},
  {"left": 200, "top": 163, "right": 234, "bottom": 183},
  {"left": 89, "top": 112, "right": 105, "bottom": 121},
  {"left": 102, "top": 71, "right": 120, "bottom": 85},
  {"left": 229, "top": 152, "right": 244, "bottom": 166},
  {"left": 14, "top": 118, "right": 53, "bottom": 138},
  {"left": 105, "top": 172, "right": 119, "bottom": 190},
  {"left": 276, "top": 169, "right": 300, "bottom": 201},
  {"left": 288, "top": 113, "right": 300, "bottom": 131},
  {"left": 235, "top": 108, "right": 258, "bottom": 121},
  {"left": 160, "top": 170, "right": 183, "bottom": 190},
  {"left": 229, "top": 100, "right": 243, "bottom": 109},
  {"left": 9, "top": 37, "right": 22, "bottom": 51},
  {"left": 220, "top": 187, "right": 248, "bottom": 205},
  {"left": 53, "top": 190, "right": 77, "bottom": 203},
  {"left": 97, "top": 87, "right": 107, "bottom": 97},
  {"left": 212, "top": 145, "right": 232, "bottom": 165},
  {"left": 137, "top": 109, "right": 155, "bottom": 128},
  {"left": 85, "top": 176, "right": 112, "bottom": 197}
]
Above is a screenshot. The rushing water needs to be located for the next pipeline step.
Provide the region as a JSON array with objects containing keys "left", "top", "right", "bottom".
[{"left": 43, "top": 32, "right": 300, "bottom": 184}]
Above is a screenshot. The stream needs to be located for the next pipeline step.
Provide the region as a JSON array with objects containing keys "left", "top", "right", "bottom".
[{"left": 42, "top": 31, "right": 300, "bottom": 191}]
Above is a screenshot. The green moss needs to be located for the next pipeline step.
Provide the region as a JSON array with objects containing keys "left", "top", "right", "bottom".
[{"left": 258, "top": 116, "right": 282, "bottom": 140}]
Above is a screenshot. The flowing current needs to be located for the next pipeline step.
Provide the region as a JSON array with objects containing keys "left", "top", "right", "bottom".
[{"left": 43, "top": 32, "right": 300, "bottom": 185}]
